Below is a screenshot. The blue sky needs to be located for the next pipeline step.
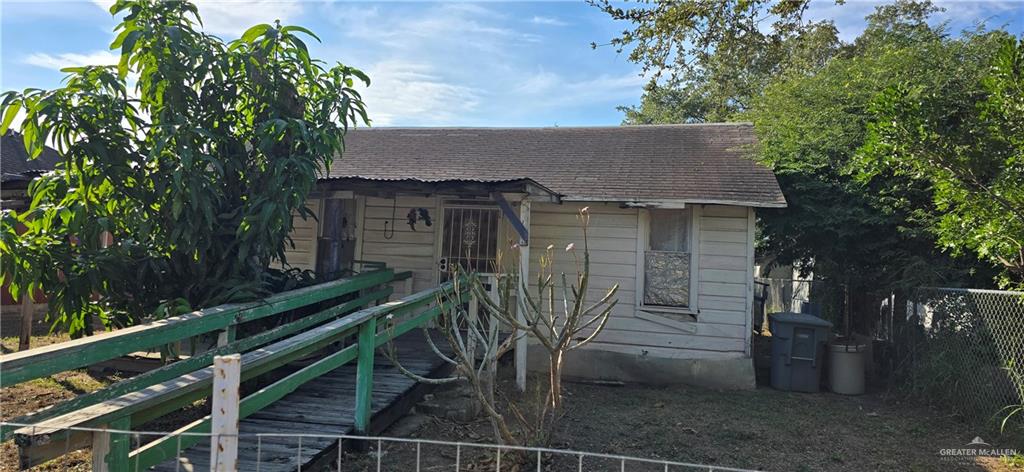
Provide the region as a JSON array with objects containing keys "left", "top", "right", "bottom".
[{"left": 2, "top": 1, "right": 1022, "bottom": 127}]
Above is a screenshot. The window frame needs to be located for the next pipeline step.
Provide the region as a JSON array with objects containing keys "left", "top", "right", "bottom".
[{"left": 635, "top": 205, "right": 701, "bottom": 316}]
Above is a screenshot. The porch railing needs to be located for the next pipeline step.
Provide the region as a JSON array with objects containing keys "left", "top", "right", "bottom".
[{"left": 0, "top": 264, "right": 464, "bottom": 470}]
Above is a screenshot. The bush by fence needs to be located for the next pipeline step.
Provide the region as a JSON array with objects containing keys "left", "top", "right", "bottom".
[{"left": 897, "top": 287, "right": 1024, "bottom": 429}]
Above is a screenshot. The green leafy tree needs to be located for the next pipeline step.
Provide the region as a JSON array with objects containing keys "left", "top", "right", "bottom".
[
  {"left": 0, "top": 0, "right": 368, "bottom": 335},
  {"left": 604, "top": 0, "right": 994, "bottom": 290},
  {"left": 592, "top": 0, "right": 842, "bottom": 123},
  {"left": 745, "top": 3, "right": 1006, "bottom": 291},
  {"left": 859, "top": 37, "right": 1024, "bottom": 288}
]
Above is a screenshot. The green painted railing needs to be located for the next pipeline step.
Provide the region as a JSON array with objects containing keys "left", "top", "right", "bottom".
[
  {"left": 0, "top": 267, "right": 399, "bottom": 442},
  {"left": 5, "top": 268, "right": 465, "bottom": 471}
]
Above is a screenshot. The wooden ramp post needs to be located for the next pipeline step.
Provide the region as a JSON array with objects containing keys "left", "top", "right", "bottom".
[
  {"left": 211, "top": 354, "right": 241, "bottom": 471},
  {"left": 91, "top": 417, "right": 130, "bottom": 472},
  {"left": 354, "top": 317, "right": 377, "bottom": 434}
]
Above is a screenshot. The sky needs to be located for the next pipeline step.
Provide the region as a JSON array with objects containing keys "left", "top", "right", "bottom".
[{"left": 1, "top": 0, "right": 1022, "bottom": 127}]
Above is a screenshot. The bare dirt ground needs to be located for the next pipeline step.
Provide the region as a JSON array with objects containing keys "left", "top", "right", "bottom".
[
  {"left": 1, "top": 334, "right": 98, "bottom": 471},
  {"left": 3, "top": 332, "right": 1021, "bottom": 471},
  {"left": 338, "top": 373, "right": 1024, "bottom": 472},
  {"left": 0, "top": 335, "right": 211, "bottom": 472}
]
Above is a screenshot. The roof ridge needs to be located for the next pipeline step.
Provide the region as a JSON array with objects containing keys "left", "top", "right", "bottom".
[{"left": 350, "top": 123, "right": 753, "bottom": 131}]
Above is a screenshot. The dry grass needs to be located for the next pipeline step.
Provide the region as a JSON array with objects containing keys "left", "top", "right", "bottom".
[
  {"left": 1, "top": 333, "right": 71, "bottom": 353},
  {"left": 0, "top": 334, "right": 210, "bottom": 472},
  {"left": 341, "top": 373, "right": 1024, "bottom": 472},
  {"left": 2, "top": 332, "right": 1021, "bottom": 471},
  {"left": 1, "top": 334, "right": 112, "bottom": 471}
]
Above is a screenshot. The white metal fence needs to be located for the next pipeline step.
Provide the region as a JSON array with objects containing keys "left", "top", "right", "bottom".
[
  {"left": 1, "top": 422, "right": 758, "bottom": 472},
  {"left": 901, "top": 287, "right": 1024, "bottom": 426}
]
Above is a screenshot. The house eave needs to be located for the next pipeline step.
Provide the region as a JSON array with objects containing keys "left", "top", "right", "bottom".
[
  {"left": 559, "top": 196, "right": 787, "bottom": 209},
  {"left": 315, "top": 176, "right": 562, "bottom": 203}
]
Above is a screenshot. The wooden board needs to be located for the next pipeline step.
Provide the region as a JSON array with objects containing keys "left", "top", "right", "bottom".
[{"left": 150, "top": 331, "right": 453, "bottom": 472}]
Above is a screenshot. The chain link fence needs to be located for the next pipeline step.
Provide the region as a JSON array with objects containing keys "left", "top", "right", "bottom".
[{"left": 898, "top": 287, "right": 1024, "bottom": 427}]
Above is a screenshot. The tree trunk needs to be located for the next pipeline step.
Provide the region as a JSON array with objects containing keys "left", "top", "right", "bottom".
[
  {"left": 19, "top": 295, "right": 33, "bottom": 351},
  {"left": 549, "top": 350, "right": 564, "bottom": 409}
]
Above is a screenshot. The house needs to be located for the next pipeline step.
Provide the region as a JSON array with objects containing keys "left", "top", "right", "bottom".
[
  {"left": 284, "top": 123, "right": 786, "bottom": 389},
  {"left": 1, "top": 131, "right": 61, "bottom": 342},
  {"left": 1, "top": 131, "right": 62, "bottom": 212}
]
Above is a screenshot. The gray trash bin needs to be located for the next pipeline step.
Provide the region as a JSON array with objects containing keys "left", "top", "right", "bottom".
[{"left": 769, "top": 312, "right": 833, "bottom": 392}]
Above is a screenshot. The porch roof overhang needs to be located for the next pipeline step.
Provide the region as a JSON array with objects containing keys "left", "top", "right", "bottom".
[{"left": 316, "top": 176, "right": 561, "bottom": 203}]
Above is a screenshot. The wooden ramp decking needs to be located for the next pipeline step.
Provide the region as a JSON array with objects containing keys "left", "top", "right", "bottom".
[{"left": 153, "top": 331, "right": 451, "bottom": 472}]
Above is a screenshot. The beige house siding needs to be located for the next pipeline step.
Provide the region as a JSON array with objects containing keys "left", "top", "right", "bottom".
[
  {"left": 528, "top": 202, "right": 753, "bottom": 360},
  {"left": 697, "top": 205, "right": 753, "bottom": 329},
  {"left": 283, "top": 195, "right": 755, "bottom": 360},
  {"left": 527, "top": 202, "right": 638, "bottom": 320},
  {"left": 360, "top": 196, "right": 440, "bottom": 297},
  {"left": 281, "top": 198, "right": 321, "bottom": 271}
]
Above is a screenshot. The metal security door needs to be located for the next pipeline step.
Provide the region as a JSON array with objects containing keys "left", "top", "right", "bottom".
[{"left": 439, "top": 205, "right": 500, "bottom": 281}]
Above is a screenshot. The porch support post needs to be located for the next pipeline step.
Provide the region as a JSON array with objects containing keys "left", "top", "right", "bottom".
[
  {"left": 515, "top": 200, "right": 530, "bottom": 392},
  {"left": 492, "top": 192, "right": 529, "bottom": 244}
]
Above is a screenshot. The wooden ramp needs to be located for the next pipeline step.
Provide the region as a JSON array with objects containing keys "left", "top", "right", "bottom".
[{"left": 153, "top": 331, "right": 450, "bottom": 472}]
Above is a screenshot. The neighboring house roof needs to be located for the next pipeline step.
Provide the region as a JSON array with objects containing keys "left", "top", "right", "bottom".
[
  {"left": 326, "top": 124, "right": 786, "bottom": 207},
  {"left": 1, "top": 131, "right": 61, "bottom": 184}
]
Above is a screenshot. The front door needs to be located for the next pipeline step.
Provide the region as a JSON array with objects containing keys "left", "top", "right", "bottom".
[
  {"left": 316, "top": 198, "right": 357, "bottom": 280},
  {"left": 439, "top": 204, "right": 500, "bottom": 281}
]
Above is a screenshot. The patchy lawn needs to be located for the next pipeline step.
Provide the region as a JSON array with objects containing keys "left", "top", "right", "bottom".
[
  {"left": 3, "top": 333, "right": 1020, "bottom": 471},
  {"left": 2, "top": 334, "right": 108, "bottom": 471},
  {"left": 340, "top": 374, "right": 1024, "bottom": 472},
  {"left": 0, "top": 335, "right": 210, "bottom": 472}
]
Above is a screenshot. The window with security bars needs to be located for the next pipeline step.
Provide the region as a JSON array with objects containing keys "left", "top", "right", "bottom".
[
  {"left": 439, "top": 206, "right": 500, "bottom": 281},
  {"left": 643, "top": 208, "right": 691, "bottom": 307}
]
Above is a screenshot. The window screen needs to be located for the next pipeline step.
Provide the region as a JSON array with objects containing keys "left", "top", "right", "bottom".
[
  {"left": 649, "top": 209, "right": 690, "bottom": 252},
  {"left": 643, "top": 208, "right": 692, "bottom": 307}
]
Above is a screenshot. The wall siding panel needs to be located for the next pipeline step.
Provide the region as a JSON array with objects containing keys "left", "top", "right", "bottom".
[
  {"left": 280, "top": 198, "right": 321, "bottom": 271},
  {"left": 283, "top": 195, "right": 757, "bottom": 360},
  {"left": 696, "top": 204, "right": 752, "bottom": 341},
  {"left": 529, "top": 202, "right": 755, "bottom": 359},
  {"left": 360, "top": 196, "right": 441, "bottom": 297}
]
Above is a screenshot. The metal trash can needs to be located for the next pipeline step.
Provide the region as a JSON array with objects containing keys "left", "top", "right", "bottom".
[
  {"left": 829, "top": 342, "right": 867, "bottom": 395},
  {"left": 769, "top": 312, "right": 833, "bottom": 392}
]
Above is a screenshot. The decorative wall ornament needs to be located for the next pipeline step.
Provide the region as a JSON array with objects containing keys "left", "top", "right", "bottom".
[
  {"left": 463, "top": 220, "right": 478, "bottom": 250},
  {"left": 406, "top": 208, "right": 433, "bottom": 231}
]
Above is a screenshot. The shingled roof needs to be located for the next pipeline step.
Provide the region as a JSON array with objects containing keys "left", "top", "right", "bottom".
[
  {"left": 1, "top": 131, "right": 61, "bottom": 184},
  {"left": 327, "top": 124, "right": 786, "bottom": 208}
]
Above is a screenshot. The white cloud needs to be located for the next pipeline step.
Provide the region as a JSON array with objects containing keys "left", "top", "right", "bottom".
[
  {"left": 514, "top": 70, "right": 645, "bottom": 109},
  {"left": 531, "top": 16, "right": 568, "bottom": 27},
  {"left": 319, "top": 3, "right": 542, "bottom": 125},
  {"left": 320, "top": 2, "right": 642, "bottom": 126},
  {"left": 191, "top": 0, "right": 304, "bottom": 37},
  {"left": 331, "top": 3, "right": 542, "bottom": 54},
  {"left": 933, "top": 1, "right": 1022, "bottom": 30},
  {"left": 91, "top": 0, "right": 303, "bottom": 37},
  {"left": 360, "top": 61, "right": 482, "bottom": 126},
  {"left": 805, "top": 0, "right": 1024, "bottom": 42},
  {"left": 805, "top": 0, "right": 881, "bottom": 42},
  {"left": 23, "top": 50, "right": 119, "bottom": 71}
]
